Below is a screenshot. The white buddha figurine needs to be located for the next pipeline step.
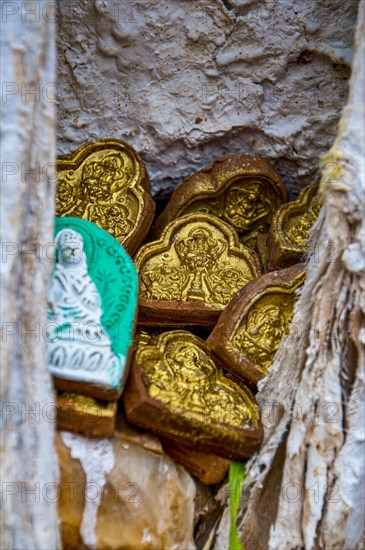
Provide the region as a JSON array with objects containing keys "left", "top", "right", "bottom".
[{"left": 47, "top": 228, "right": 125, "bottom": 387}]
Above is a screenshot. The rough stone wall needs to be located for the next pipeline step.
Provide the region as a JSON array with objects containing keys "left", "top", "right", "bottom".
[
  {"left": 1, "top": 2, "right": 59, "bottom": 548},
  {"left": 57, "top": 0, "right": 359, "bottom": 198}
]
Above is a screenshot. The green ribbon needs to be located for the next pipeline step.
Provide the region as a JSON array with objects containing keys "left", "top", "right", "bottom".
[{"left": 229, "top": 461, "right": 245, "bottom": 550}]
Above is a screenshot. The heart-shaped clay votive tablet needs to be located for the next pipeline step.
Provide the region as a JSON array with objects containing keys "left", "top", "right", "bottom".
[
  {"left": 123, "top": 330, "right": 263, "bottom": 460},
  {"left": 151, "top": 154, "right": 288, "bottom": 249},
  {"left": 135, "top": 213, "right": 262, "bottom": 328},
  {"left": 207, "top": 263, "right": 306, "bottom": 386},
  {"left": 56, "top": 139, "right": 155, "bottom": 255}
]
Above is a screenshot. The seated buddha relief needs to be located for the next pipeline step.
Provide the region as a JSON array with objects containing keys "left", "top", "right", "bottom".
[
  {"left": 232, "top": 304, "right": 288, "bottom": 370},
  {"left": 141, "top": 335, "right": 258, "bottom": 428},
  {"left": 137, "top": 215, "right": 260, "bottom": 308},
  {"left": 55, "top": 140, "right": 155, "bottom": 255},
  {"left": 223, "top": 181, "right": 272, "bottom": 231},
  {"left": 47, "top": 228, "right": 126, "bottom": 387}
]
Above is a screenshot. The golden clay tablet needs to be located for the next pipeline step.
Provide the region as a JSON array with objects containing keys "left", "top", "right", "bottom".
[
  {"left": 56, "top": 139, "right": 155, "bottom": 255},
  {"left": 123, "top": 330, "right": 263, "bottom": 460},
  {"left": 207, "top": 264, "right": 305, "bottom": 387},
  {"left": 135, "top": 213, "right": 261, "bottom": 328},
  {"left": 151, "top": 154, "right": 288, "bottom": 248},
  {"left": 266, "top": 184, "right": 321, "bottom": 270},
  {"left": 56, "top": 392, "right": 117, "bottom": 438}
]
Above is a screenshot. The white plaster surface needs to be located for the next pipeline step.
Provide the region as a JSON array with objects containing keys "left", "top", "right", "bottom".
[{"left": 57, "top": 0, "right": 359, "bottom": 198}]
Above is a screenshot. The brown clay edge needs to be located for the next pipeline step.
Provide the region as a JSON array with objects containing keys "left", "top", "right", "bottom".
[
  {"left": 266, "top": 236, "right": 305, "bottom": 271},
  {"left": 256, "top": 234, "right": 269, "bottom": 272},
  {"left": 125, "top": 192, "right": 155, "bottom": 256},
  {"left": 160, "top": 438, "right": 230, "bottom": 485},
  {"left": 53, "top": 376, "right": 122, "bottom": 402},
  {"left": 137, "top": 300, "right": 222, "bottom": 329},
  {"left": 266, "top": 184, "right": 319, "bottom": 271}
]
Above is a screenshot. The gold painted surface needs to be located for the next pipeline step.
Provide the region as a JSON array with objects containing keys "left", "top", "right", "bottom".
[
  {"left": 178, "top": 177, "right": 283, "bottom": 248},
  {"left": 58, "top": 392, "right": 117, "bottom": 418},
  {"left": 283, "top": 195, "right": 321, "bottom": 248},
  {"left": 134, "top": 329, "right": 162, "bottom": 347},
  {"left": 231, "top": 273, "right": 305, "bottom": 373},
  {"left": 56, "top": 140, "right": 148, "bottom": 246},
  {"left": 135, "top": 214, "right": 261, "bottom": 308},
  {"left": 137, "top": 331, "right": 259, "bottom": 429},
  {"left": 280, "top": 185, "right": 321, "bottom": 251}
]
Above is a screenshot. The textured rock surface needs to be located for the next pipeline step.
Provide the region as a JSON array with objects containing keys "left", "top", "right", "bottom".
[
  {"left": 57, "top": 0, "right": 358, "bottom": 198},
  {"left": 1, "top": 2, "right": 59, "bottom": 548}
]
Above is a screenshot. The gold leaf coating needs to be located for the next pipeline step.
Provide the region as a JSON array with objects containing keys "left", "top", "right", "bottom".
[
  {"left": 57, "top": 392, "right": 117, "bottom": 419},
  {"left": 266, "top": 184, "right": 322, "bottom": 270},
  {"left": 135, "top": 329, "right": 162, "bottom": 347},
  {"left": 137, "top": 331, "right": 260, "bottom": 429},
  {"left": 281, "top": 185, "right": 322, "bottom": 250},
  {"left": 230, "top": 272, "right": 305, "bottom": 375},
  {"left": 56, "top": 139, "right": 154, "bottom": 253},
  {"left": 153, "top": 155, "right": 288, "bottom": 249},
  {"left": 135, "top": 214, "right": 261, "bottom": 308},
  {"left": 180, "top": 179, "right": 282, "bottom": 248},
  {"left": 267, "top": 184, "right": 322, "bottom": 270}
]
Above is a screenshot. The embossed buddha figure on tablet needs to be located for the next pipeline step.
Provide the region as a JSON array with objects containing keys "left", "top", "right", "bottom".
[
  {"left": 96, "top": 204, "right": 132, "bottom": 240},
  {"left": 142, "top": 339, "right": 256, "bottom": 428},
  {"left": 56, "top": 178, "right": 81, "bottom": 215},
  {"left": 181, "top": 181, "right": 276, "bottom": 248},
  {"left": 56, "top": 153, "right": 134, "bottom": 240},
  {"left": 223, "top": 182, "right": 271, "bottom": 232},
  {"left": 283, "top": 192, "right": 322, "bottom": 248},
  {"left": 47, "top": 229, "right": 125, "bottom": 387},
  {"left": 140, "top": 222, "right": 255, "bottom": 305},
  {"left": 57, "top": 153, "right": 131, "bottom": 214},
  {"left": 232, "top": 304, "right": 287, "bottom": 369},
  {"left": 175, "top": 226, "right": 227, "bottom": 302},
  {"left": 79, "top": 154, "right": 133, "bottom": 236},
  {"left": 147, "top": 343, "right": 212, "bottom": 414},
  {"left": 152, "top": 155, "right": 288, "bottom": 250},
  {"left": 81, "top": 154, "right": 131, "bottom": 198},
  {"left": 267, "top": 184, "right": 322, "bottom": 270}
]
